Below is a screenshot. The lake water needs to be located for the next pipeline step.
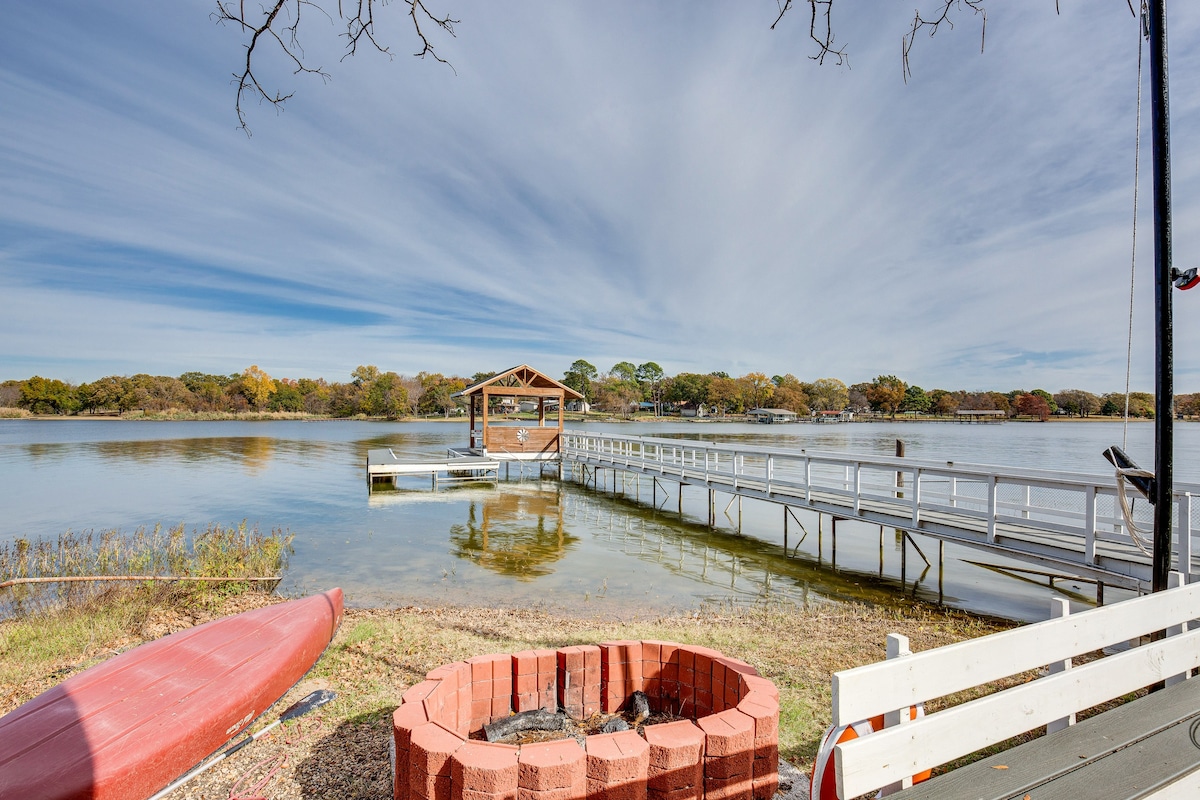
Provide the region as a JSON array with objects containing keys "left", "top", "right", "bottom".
[{"left": 1, "top": 418, "right": 1196, "bottom": 622}]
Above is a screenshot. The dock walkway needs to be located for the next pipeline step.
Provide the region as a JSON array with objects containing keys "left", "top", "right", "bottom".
[{"left": 560, "top": 430, "right": 1200, "bottom": 592}]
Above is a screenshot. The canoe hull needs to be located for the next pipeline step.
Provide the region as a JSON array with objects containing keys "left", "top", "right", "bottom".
[{"left": 0, "top": 588, "right": 343, "bottom": 800}]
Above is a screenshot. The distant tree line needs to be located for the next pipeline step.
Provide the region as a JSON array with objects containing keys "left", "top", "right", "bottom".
[
  {"left": 0, "top": 366, "right": 482, "bottom": 419},
  {"left": 3, "top": 363, "right": 1197, "bottom": 421}
]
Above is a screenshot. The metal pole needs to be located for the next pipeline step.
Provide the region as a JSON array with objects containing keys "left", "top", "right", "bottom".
[{"left": 1150, "top": 0, "right": 1174, "bottom": 592}]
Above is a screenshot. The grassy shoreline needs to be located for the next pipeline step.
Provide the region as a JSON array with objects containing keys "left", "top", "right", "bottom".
[{"left": 0, "top": 589, "right": 1013, "bottom": 799}]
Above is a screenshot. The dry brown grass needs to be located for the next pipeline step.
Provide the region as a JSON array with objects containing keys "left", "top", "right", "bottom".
[
  {"left": 30, "top": 593, "right": 1157, "bottom": 800},
  {"left": 1, "top": 592, "right": 1013, "bottom": 799}
]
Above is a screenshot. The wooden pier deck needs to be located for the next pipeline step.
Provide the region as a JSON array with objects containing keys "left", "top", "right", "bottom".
[
  {"left": 366, "top": 448, "right": 501, "bottom": 488},
  {"left": 560, "top": 430, "right": 1200, "bottom": 593}
]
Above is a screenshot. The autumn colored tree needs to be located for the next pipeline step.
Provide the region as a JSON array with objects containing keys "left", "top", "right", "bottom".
[
  {"left": 665, "top": 373, "right": 712, "bottom": 409},
  {"left": 368, "top": 372, "right": 412, "bottom": 418},
  {"left": 240, "top": 365, "right": 277, "bottom": 410},
  {"left": 707, "top": 375, "right": 743, "bottom": 416},
  {"left": 18, "top": 376, "right": 79, "bottom": 415},
  {"left": 1053, "top": 389, "right": 1101, "bottom": 418},
  {"left": 809, "top": 377, "right": 849, "bottom": 412},
  {"left": 866, "top": 375, "right": 906, "bottom": 417},
  {"left": 738, "top": 372, "right": 775, "bottom": 410},
  {"left": 1013, "top": 393, "right": 1051, "bottom": 421}
]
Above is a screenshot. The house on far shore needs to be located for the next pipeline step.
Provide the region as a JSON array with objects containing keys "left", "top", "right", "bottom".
[
  {"left": 747, "top": 408, "right": 798, "bottom": 424},
  {"left": 813, "top": 410, "right": 853, "bottom": 423},
  {"left": 680, "top": 403, "right": 707, "bottom": 418}
]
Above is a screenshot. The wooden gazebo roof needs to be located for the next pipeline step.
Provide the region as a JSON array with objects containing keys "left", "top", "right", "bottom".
[{"left": 453, "top": 365, "right": 583, "bottom": 400}]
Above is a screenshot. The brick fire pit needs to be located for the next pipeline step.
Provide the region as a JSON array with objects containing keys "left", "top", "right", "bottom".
[{"left": 392, "top": 641, "right": 779, "bottom": 800}]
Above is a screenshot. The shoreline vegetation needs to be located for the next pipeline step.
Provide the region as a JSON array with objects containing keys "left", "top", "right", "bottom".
[
  {"left": 3, "top": 364, "right": 1193, "bottom": 422},
  {"left": 0, "top": 406, "right": 1170, "bottom": 424},
  {"left": 0, "top": 568, "right": 1015, "bottom": 799}
]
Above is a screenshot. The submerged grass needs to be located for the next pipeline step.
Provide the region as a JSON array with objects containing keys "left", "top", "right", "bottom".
[{"left": 0, "top": 522, "right": 293, "bottom": 617}]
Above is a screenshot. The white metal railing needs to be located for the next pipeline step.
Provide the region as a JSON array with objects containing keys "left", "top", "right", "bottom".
[{"left": 561, "top": 429, "right": 1200, "bottom": 584}]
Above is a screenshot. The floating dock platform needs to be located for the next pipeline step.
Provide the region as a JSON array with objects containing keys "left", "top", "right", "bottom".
[{"left": 366, "top": 448, "right": 501, "bottom": 489}]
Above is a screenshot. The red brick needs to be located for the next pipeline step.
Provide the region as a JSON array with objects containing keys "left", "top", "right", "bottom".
[
  {"left": 410, "top": 767, "right": 452, "bottom": 800},
  {"left": 514, "top": 651, "right": 539, "bottom": 676},
  {"left": 752, "top": 745, "right": 778, "bottom": 781},
  {"left": 697, "top": 710, "right": 754, "bottom": 759},
  {"left": 515, "top": 693, "right": 539, "bottom": 713},
  {"left": 453, "top": 742, "right": 520, "bottom": 794},
  {"left": 589, "top": 777, "right": 647, "bottom": 800},
  {"left": 462, "top": 789, "right": 518, "bottom": 800},
  {"left": 395, "top": 702, "right": 432, "bottom": 749},
  {"left": 495, "top": 656, "right": 515, "bottom": 681},
  {"left": 536, "top": 649, "right": 557, "bottom": 675},
  {"left": 751, "top": 774, "right": 778, "bottom": 800},
  {"left": 494, "top": 676, "right": 514, "bottom": 698},
  {"left": 492, "top": 696, "right": 513, "bottom": 718},
  {"left": 704, "top": 775, "right": 752, "bottom": 800},
  {"left": 517, "top": 673, "right": 541, "bottom": 695},
  {"left": 735, "top": 694, "right": 779, "bottom": 744},
  {"left": 519, "top": 740, "right": 586, "bottom": 791},
  {"left": 469, "top": 656, "right": 497, "bottom": 683},
  {"left": 737, "top": 675, "right": 777, "bottom": 702},
  {"left": 409, "top": 722, "right": 465, "bottom": 778},
  {"left": 472, "top": 698, "right": 492, "bottom": 728},
  {"left": 644, "top": 720, "right": 705, "bottom": 773},
  {"left": 405, "top": 680, "right": 441, "bottom": 705},
  {"left": 559, "top": 646, "right": 586, "bottom": 673},
  {"left": 586, "top": 730, "right": 650, "bottom": 783},
  {"left": 647, "top": 785, "right": 701, "bottom": 800},
  {"left": 703, "top": 749, "right": 752, "bottom": 780},
  {"left": 660, "top": 662, "right": 679, "bottom": 684},
  {"left": 474, "top": 679, "right": 494, "bottom": 702},
  {"left": 517, "top": 784, "right": 587, "bottom": 800},
  {"left": 716, "top": 657, "right": 758, "bottom": 679}
]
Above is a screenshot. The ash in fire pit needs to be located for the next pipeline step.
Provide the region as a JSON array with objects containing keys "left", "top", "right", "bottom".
[
  {"left": 482, "top": 692, "right": 676, "bottom": 746},
  {"left": 392, "top": 641, "right": 780, "bottom": 800}
]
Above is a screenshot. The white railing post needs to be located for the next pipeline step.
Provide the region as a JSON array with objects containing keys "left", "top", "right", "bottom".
[
  {"left": 804, "top": 457, "right": 811, "bottom": 503},
  {"left": 911, "top": 468, "right": 921, "bottom": 527},
  {"left": 1167, "top": 571, "right": 1190, "bottom": 687},
  {"left": 1046, "top": 597, "right": 1074, "bottom": 733},
  {"left": 882, "top": 633, "right": 914, "bottom": 794},
  {"left": 948, "top": 475, "right": 957, "bottom": 508},
  {"left": 853, "top": 463, "right": 861, "bottom": 515},
  {"left": 987, "top": 476, "right": 998, "bottom": 542},
  {"left": 1177, "top": 494, "right": 1193, "bottom": 583},
  {"left": 766, "top": 454, "right": 774, "bottom": 495},
  {"left": 1084, "top": 485, "right": 1097, "bottom": 565}
]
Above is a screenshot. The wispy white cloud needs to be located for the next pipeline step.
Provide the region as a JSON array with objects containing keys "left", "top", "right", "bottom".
[{"left": 2, "top": 1, "right": 1199, "bottom": 393}]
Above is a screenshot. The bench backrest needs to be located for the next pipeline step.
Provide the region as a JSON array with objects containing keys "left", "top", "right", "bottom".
[{"left": 832, "top": 575, "right": 1200, "bottom": 799}]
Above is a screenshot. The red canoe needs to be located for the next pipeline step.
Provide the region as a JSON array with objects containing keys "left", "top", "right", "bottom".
[{"left": 0, "top": 588, "right": 343, "bottom": 800}]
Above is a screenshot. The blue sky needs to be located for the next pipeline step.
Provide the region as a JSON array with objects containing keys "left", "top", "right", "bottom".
[{"left": 3, "top": 2, "right": 1200, "bottom": 394}]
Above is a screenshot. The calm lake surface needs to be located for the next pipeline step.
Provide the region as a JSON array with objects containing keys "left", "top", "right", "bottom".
[{"left": 2, "top": 418, "right": 1197, "bottom": 622}]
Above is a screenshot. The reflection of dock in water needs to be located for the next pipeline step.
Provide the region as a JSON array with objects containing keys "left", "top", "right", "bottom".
[
  {"left": 449, "top": 485, "right": 578, "bottom": 579},
  {"left": 562, "top": 491, "right": 940, "bottom": 609}
]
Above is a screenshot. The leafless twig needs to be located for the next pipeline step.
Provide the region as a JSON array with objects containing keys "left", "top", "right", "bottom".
[
  {"left": 902, "top": 1, "right": 987, "bottom": 83},
  {"left": 214, "top": 0, "right": 458, "bottom": 133},
  {"left": 772, "top": 0, "right": 848, "bottom": 66}
]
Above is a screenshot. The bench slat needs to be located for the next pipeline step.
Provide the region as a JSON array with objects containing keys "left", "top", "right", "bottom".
[
  {"left": 834, "top": 626, "right": 1200, "bottom": 800},
  {"left": 887, "top": 674, "right": 1200, "bottom": 800},
  {"left": 832, "top": 580, "right": 1200, "bottom": 725}
]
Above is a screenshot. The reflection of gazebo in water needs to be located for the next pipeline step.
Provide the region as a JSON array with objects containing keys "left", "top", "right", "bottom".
[
  {"left": 448, "top": 488, "right": 576, "bottom": 579},
  {"left": 453, "top": 365, "right": 583, "bottom": 459}
]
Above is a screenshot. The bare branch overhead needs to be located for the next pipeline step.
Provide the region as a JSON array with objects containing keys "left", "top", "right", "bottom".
[{"left": 213, "top": 0, "right": 458, "bottom": 133}]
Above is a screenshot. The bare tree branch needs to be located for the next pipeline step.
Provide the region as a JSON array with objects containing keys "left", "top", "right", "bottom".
[
  {"left": 772, "top": 0, "right": 848, "bottom": 66},
  {"left": 901, "top": 1, "right": 987, "bottom": 84},
  {"left": 214, "top": 0, "right": 458, "bottom": 134}
]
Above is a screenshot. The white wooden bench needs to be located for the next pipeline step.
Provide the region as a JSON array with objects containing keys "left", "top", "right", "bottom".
[{"left": 829, "top": 572, "right": 1200, "bottom": 799}]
